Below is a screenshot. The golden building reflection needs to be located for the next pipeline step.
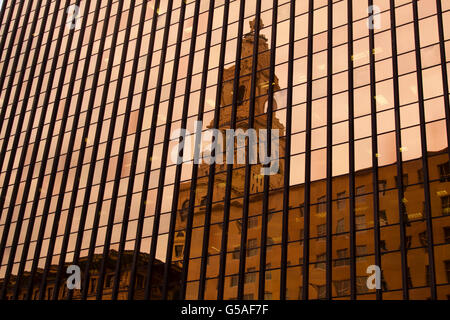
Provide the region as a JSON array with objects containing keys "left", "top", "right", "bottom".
[
  {"left": 0, "top": 0, "right": 449, "bottom": 301},
  {"left": 171, "top": 19, "right": 450, "bottom": 300},
  {"left": 1, "top": 250, "right": 181, "bottom": 300}
]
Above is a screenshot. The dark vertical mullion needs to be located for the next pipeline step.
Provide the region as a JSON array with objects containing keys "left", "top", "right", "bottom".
[
  {"left": 35, "top": 0, "right": 83, "bottom": 300},
  {"left": 123, "top": 0, "right": 163, "bottom": 299},
  {"left": 77, "top": 0, "right": 126, "bottom": 301},
  {"left": 368, "top": 0, "right": 382, "bottom": 301},
  {"left": 237, "top": 0, "right": 262, "bottom": 300},
  {"left": 347, "top": 0, "right": 356, "bottom": 300},
  {"left": 0, "top": 0, "right": 21, "bottom": 59},
  {"left": 91, "top": 0, "right": 138, "bottom": 301},
  {"left": 0, "top": 0, "right": 43, "bottom": 263},
  {"left": 8, "top": 0, "right": 67, "bottom": 300},
  {"left": 0, "top": 0, "right": 34, "bottom": 216},
  {"left": 259, "top": 0, "right": 277, "bottom": 301},
  {"left": 389, "top": 0, "right": 409, "bottom": 300},
  {"left": 195, "top": 0, "right": 222, "bottom": 300},
  {"left": 302, "top": 0, "right": 314, "bottom": 301},
  {"left": 66, "top": 0, "right": 116, "bottom": 301},
  {"left": 179, "top": 0, "right": 216, "bottom": 300},
  {"left": 161, "top": 0, "right": 202, "bottom": 300},
  {"left": 110, "top": 0, "right": 167, "bottom": 302},
  {"left": 92, "top": 0, "right": 138, "bottom": 300},
  {"left": 113, "top": 0, "right": 185, "bottom": 302},
  {"left": 0, "top": 0, "right": 14, "bottom": 74},
  {"left": 280, "top": 0, "right": 294, "bottom": 301},
  {"left": 412, "top": 0, "right": 437, "bottom": 300},
  {"left": 21, "top": 0, "right": 73, "bottom": 300},
  {"left": 217, "top": 0, "right": 246, "bottom": 301},
  {"left": 436, "top": 0, "right": 450, "bottom": 165},
  {"left": 0, "top": 0, "right": 51, "bottom": 300},
  {"left": 0, "top": 0, "right": 24, "bottom": 91},
  {"left": 0, "top": 0, "right": 28, "bottom": 138},
  {"left": 0, "top": 0, "right": 14, "bottom": 53},
  {"left": 141, "top": 0, "right": 175, "bottom": 300},
  {"left": 45, "top": 0, "right": 95, "bottom": 300},
  {"left": 325, "top": 0, "right": 333, "bottom": 300},
  {"left": 124, "top": 0, "right": 161, "bottom": 300}
]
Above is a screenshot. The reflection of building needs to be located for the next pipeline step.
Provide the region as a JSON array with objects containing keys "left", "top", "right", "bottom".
[
  {"left": 0, "top": 251, "right": 181, "bottom": 300},
  {"left": 1, "top": 0, "right": 449, "bottom": 301},
  {"left": 173, "top": 18, "right": 286, "bottom": 269},
  {"left": 173, "top": 20, "right": 450, "bottom": 300}
]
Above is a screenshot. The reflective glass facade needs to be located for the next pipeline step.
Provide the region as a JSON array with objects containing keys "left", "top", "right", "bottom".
[{"left": 0, "top": 0, "right": 449, "bottom": 300}]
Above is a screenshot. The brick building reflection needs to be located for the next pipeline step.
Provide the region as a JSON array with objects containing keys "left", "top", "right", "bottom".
[
  {"left": 2, "top": 16, "right": 449, "bottom": 301},
  {"left": 172, "top": 21, "right": 450, "bottom": 300},
  {"left": 1, "top": 250, "right": 181, "bottom": 300}
]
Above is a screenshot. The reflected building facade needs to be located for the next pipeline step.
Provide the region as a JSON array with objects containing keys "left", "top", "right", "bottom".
[
  {"left": 0, "top": 251, "right": 181, "bottom": 300},
  {"left": 0, "top": 0, "right": 449, "bottom": 300}
]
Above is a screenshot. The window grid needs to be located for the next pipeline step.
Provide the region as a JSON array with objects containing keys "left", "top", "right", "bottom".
[{"left": 0, "top": 0, "right": 449, "bottom": 301}]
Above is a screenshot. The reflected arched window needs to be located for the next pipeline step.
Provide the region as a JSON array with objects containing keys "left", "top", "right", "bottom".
[
  {"left": 237, "top": 85, "right": 246, "bottom": 106},
  {"left": 176, "top": 231, "right": 185, "bottom": 238},
  {"left": 180, "top": 200, "right": 189, "bottom": 222}
]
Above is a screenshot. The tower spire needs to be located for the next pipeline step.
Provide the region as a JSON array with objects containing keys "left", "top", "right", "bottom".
[{"left": 249, "top": 18, "right": 264, "bottom": 34}]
